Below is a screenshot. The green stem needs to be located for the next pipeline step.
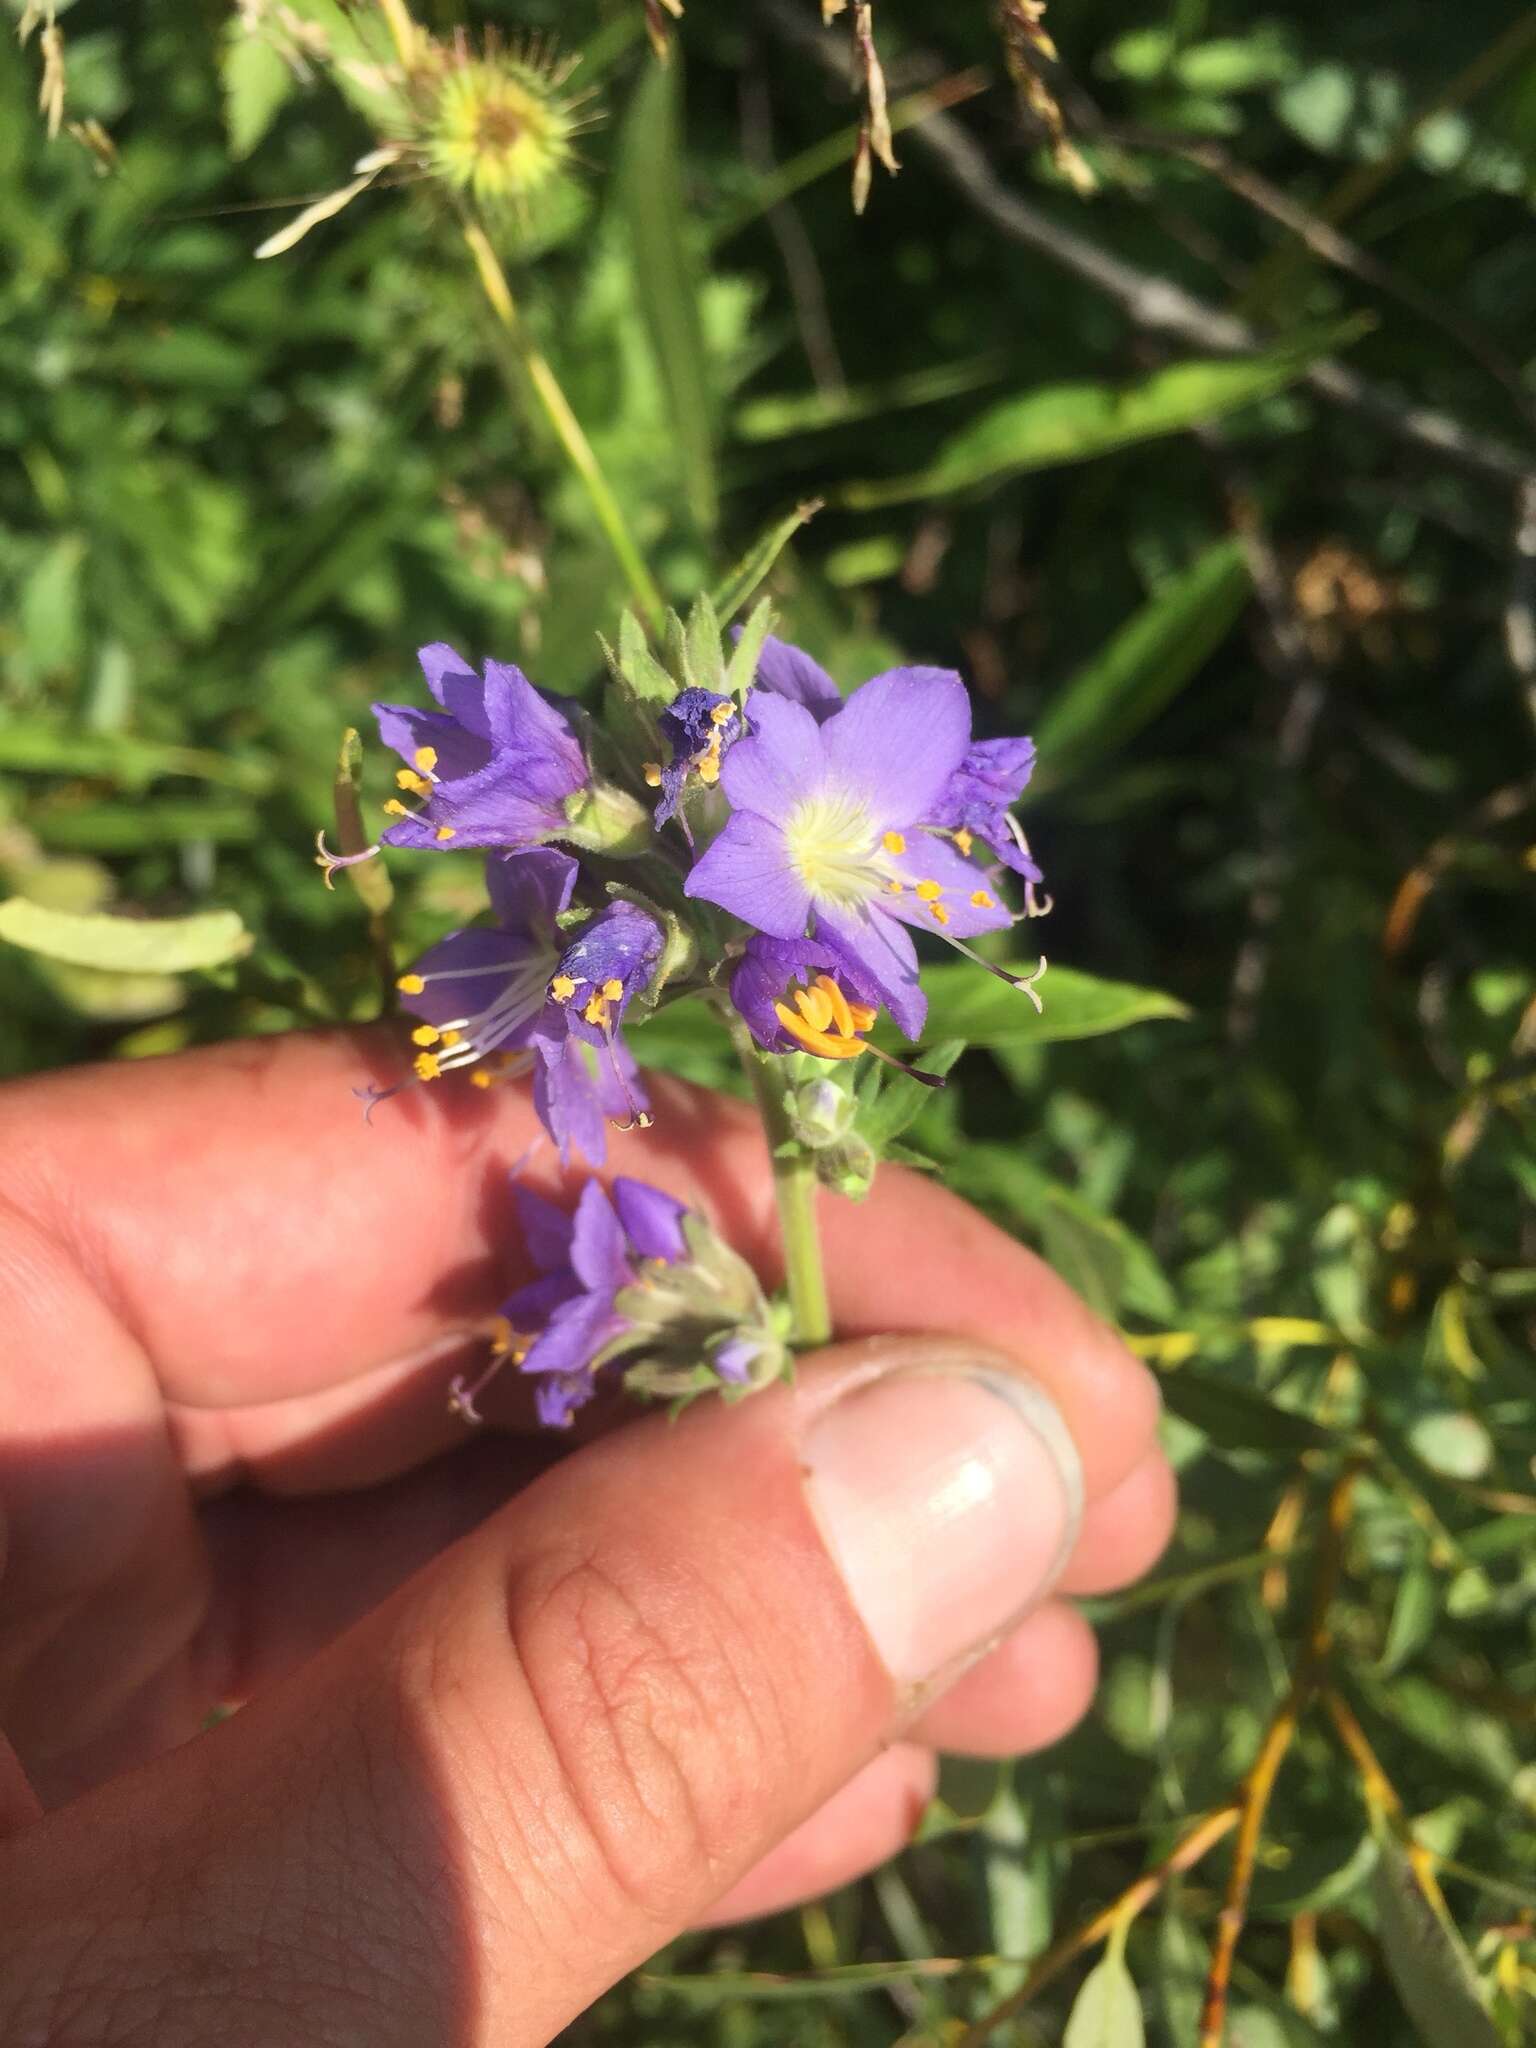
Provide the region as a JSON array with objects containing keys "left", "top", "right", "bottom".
[
  {"left": 460, "top": 214, "right": 666, "bottom": 635},
  {"left": 732, "top": 1020, "right": 832, "bottom": 1348}
]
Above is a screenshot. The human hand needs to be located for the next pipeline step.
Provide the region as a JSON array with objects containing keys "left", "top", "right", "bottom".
[{"left": 0, "top": 1031, "right": 1173, "bottom": 2045}]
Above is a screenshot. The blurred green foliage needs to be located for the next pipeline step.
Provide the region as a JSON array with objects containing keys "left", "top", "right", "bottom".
[{"left": 3, "top": 0, "right": 1535, "bottom": 2040}]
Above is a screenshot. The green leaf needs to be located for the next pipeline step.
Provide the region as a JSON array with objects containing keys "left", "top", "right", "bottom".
[
  {"left": 1379, "top": 1557, "right": 1438, "bottom": 1676},
  {"left": 221, "top": 29, "right": 295, "bottom": 158},
  {"left": 837, "top": 333, "right": 1349, "bottom": 509},
  {"left": 855, "top": 1039, "right": 966, "bottom": 1150},
  {"left": 1033, "top": 541, "right": 1251, "bottom": 788},
  {"left": 0, "top": 899, "right": 253, "bottom": 975},
  {"left": 900, "top": 962, "right": 1189, "bottom": 1048},
  {"left": 615, "top": 60, "right": 717, "bottom": 533},
  {"left": 1037, "top": 1186, "right": 1179, "bottom": 1323},
  {"left": 0, "top": 723, "right": 273, "bottom": 793},
  {"left": 1158, "top": 1370, "right": 1339, "bottom": 1453},
  {"left": 683, "top": 591, "right": 726, "bottom": 692},
  {"left": 1064, "top": 1950, "right": 1145, "bottom": 2048},
  {"left": 1372, "top": 1834, "right": 1501, "bottom": 2048},
  {"left": 724, "top": 596, "right": 775, "bottom": 700},
  {"left": 709, "top": 499, "right": 822, "bottom": 622}
]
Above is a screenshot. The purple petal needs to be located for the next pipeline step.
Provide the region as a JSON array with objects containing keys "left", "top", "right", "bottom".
[
  {"left": 481, "top": 660, "right": 589, "bottom": 783},
  {"left": 514, "top": 1185, "right": 576, "bottom": 1275},
  {"left": 417, "top": 644, "right": 489, "bottom": 734},
  {"left": 885, "top": 835, "right": 1016, "bottom": 940},
  {"left": 750, "top": 634, "right": 844, "bottom": 719},
  {"left": 380, "top": 754, "right": 569, "bottom": 852},
  {"left": 533, "top": 1036, "right": 609, "bottom": 1166},
  {"left": 373, "top": 702, "right": 491, "bottom": 784},
  {"left": 399, "top": 928, "right": 546, "bottom": 1038},
  {"left": 520, "top": 1286, "right": 623, "bottom": 1389},
  {"left": 533, "top": 1368, "right": 600, "bottom": 1429},
  {"left": 485, "top": 848, "right": 580, "bottom": 935},
  {"left": 568, "top": 1178, "right": 631, "bottom": 1296},
  {"left": 684, "top": 811, "right": 811, "bottom": 940},
  {"left": 722, "top": 693, "right": 828, "bottom": 819},
  {"left": 613, "top": 1178, "right": 688, "bottom": 1265},
  {"left": 502, "top": 1267, "right": 582, "bottom": 1328},
  {"left": 812, "top": 901, "right": 925, "bottom": 1039},
  {"left": 820, "top": 667, "right": 971, "bottom": 829}
]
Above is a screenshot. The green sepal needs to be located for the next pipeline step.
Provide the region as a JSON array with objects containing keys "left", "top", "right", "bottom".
[{"left": 724, "top": 595, "right": 775, "bottom": 703}]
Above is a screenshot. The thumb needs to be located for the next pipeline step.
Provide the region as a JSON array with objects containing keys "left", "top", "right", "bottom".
[{"left": 2, "top": 1338, "right": 1082, "bottom": 2048}]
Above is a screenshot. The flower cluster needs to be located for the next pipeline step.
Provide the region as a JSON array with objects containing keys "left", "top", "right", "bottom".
[{"left": 323, "top": 609, "right": 1046, "bottom": 1421}]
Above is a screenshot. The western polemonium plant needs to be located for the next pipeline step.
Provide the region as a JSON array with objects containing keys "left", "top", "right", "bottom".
[{"left": 329, "top": 600, "right": 1047, "bottom": 1424}]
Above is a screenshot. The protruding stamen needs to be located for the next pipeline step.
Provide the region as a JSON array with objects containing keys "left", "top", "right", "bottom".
[
  {"left": 414, "top": 746, "right": 439, "bottom": 774},
  {"left": 411, "top": 1024, "right": 440, "bottom": 1048},
  {"left": 396, "top": 972, "right": 425, "bottom": 994},
  {"left": 449, "top": 1325, "right": 527, "bottom": 1426},
  {"left": 415, "top": 1050, "right": 443, "bottom": 1081}
]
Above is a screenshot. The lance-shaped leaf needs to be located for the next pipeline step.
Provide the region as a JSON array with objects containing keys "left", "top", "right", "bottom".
[{"left": 0, "top": 899, "right": 253, "bottom": 975}]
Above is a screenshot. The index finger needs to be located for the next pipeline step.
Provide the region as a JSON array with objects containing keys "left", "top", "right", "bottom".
[{"left": 3, "top": 1029, "right": 1159, "bottom": 1495}]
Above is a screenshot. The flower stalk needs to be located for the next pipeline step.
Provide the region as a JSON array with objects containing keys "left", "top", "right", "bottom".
[{"left": 732, "top": 1015, "right": 832, "bottom": 1348}]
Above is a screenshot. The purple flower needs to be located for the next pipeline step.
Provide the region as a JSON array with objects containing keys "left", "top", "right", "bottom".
[
  {"left": 394, "top": 848, "right": 660, "bottom": 1165},
  {"left": 372, "top": 643, "right": 588, "bottom": 854},
  {"left": 649, "top": 687, "right": 742, "bottom": 831},
  {"left": 730, "top": 935, "right": 881, "bottom": 1058},
  {"left": 928, "top": 736, "right": 1044, "bottom": 882},
  {"left": 500, "top": 1177, "right": 690, "bottom": 1427},
  {"left": 684, "top": 666, "right": 1013, "bottom": 1036},
  {"left": 748, "top": 633, "right": 845, "bottom": 722}
]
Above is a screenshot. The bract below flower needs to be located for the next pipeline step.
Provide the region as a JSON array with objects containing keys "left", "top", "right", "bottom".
[
  {"left": 393, "top": 849, "right": 660, "bottom": 1164},
  {"left": 685, "top": 668, "right": 1013, "bottom": 1036},
  {"left": 372, "top": 642, "right": 588, "bottom": 854}
]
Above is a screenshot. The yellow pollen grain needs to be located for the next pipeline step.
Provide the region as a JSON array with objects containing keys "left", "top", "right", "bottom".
[
  {"left": 414, "top": 1051, "right": 442, "bottom": 1082},
  {"left": 411, "top": 1024, "right": 440, "bottom": 1047},
  {"left": 550, "top": 974, "right": 577, "bottom": 1001},
  {"left": 931, "top": 904, "right": 951, "bottom": 926},
  {"left": 915, "top": 879, "right": 942, "bottom": 901},
  {"left": 882, "top": 830, "right": 907, "bottom": 855},
  {"left": 643, "top": 762, "right": 662, "bottom": 787},
  {"left": 396, "top": 973, "right": 425, "bottom": 995},
  {"left": 435, "top": 825, "right": 457, "bottom": 842},
  {"left": 396, "top": 768, "right": 430, "bottom": 795},
  {"left": 954, "top": 827, "right": 974, "bottom": 857},
  {"left": 470, "top": 1070, "right": 495, "bottom": 1089},
  {"left": 970, "top": 889, "right": 995, "bottom": 908},
  {"left": 601, "top": 978, "right": 624, "bottom": 1001},
  {"left": 414, "top": 746, "right": 438, "bottom": 774}
]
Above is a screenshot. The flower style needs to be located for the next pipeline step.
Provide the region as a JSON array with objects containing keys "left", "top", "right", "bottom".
[
  {"left": 646, "top": 686, "right": 742, "bottom": 831},
  {"left": 372, "top": 642, "right": 588, "bottom": 856},
  {"left": 460, "top": 1176, "right": 782, "bottom": 1428},
  {"left": 685, "top": 665, "right": 1019, "bottom": 1036},
  {"left": 393, "top": 847, "right": 660, "bottom": 1163}
]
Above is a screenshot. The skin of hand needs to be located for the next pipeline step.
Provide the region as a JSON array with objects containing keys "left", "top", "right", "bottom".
[{"left": 0, "top": 1030, "right": 1175, "bottom": 2046}]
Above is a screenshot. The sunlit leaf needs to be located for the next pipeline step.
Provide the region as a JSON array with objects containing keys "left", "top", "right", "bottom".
[
  {"left": 901, "top": 962, "right": 1189, "bottom": 1047},
  {"left": 0, "top": 899, "right": 253, "bottom": 975},
  {"left": 1158, "top": 1370, "right": 1339, "bottom": 1453},
  {"left": 1063, "top": 1949, "right": 1145, "bottom": 2048}
]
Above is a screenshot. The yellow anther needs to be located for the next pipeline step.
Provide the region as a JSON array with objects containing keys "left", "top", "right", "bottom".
[
  {"left": 488, "top": 1316, "right": 515, "bottom": 1355},
  {"left": 882, "top": 831, "right": 907, "bottom": 855},
  {"left": 383, "top": 798, "right": 409, "bottom": 817},
  {"left": 470, "top": 1069, "right": 495, "bottom": 1089},
  {"left": 395, "top": 768, "right": 431, "bottom": 795},
  {"left": 550, "top": 974, "right": 577, "bottom": 1001},
  {"left": 795, "top": 984, "right": 835, "bottom": 1033},
  {"left": 710, "top": 701, "right": 734, "bottom": 725},
  {"left": 643, "top": 762, "right": 663, "bottom": 787},
  {"left": 440, "top": 1028, "right": 464, "bottom": 1048},
  {"left": 698, "top": 745, "right": 722, "bottom": 786},
  {"left": 970, "top": 889, "right": 995, "bottom": 909},
  {"left": 396, "top": 973, "right": 425, "bottom": 995},
  {"left": 915, "top": 879, "right": 942, "bottom": 901},
  {"left": 583, "top": 994, "right": 610, "bottom": 1026},
  {"left": 931, "top": 903, "right": 951, "bottom": 926},
  {"left": 773, "top": 1000, "right": 867, "bottom": 1061},
  {"left": 414, "top": 1051, "right": 442, "bottom": 1082},
  {"left": 814, "top": 974, "right": 855, "bottom": 1040},
  {"left": 411, "top": 1023, "right": 441, "bottom": 1048},
  {"left": 954, "top": 827, "right": 974, "bottom": 857},
  {"left": 434, "top": 824, "right": 456, "bottom": 842},
  {"left": 601, "top": 978, "right": 624, "bottom": 1002},
  {"left": 887, "top": 879, "right": 904, "bottom": 893},
  {"left": 848, "top": 1001, "right": 879, "bottom": 1032},
  {"left": 413, "top": 746, "right": 438, "bottom": 774}
]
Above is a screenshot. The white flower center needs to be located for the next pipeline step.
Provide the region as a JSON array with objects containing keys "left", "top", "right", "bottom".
[{"left": 783, "top": 790, "right": 885, "bottom": 908}]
